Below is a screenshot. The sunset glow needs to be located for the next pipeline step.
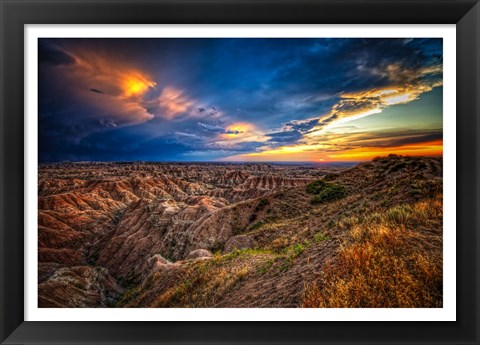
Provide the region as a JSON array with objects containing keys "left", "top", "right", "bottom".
[
  {"left": 221, "top": 122, "right": 258, "bottom": 138},
  {"left": 223, "top": 139, "right": 443, "bottom": 162},
  {"left": 327, "top": 139, "right": 443, "bottom": 161},
  {"left": 39, "top": 38, "right": 443, "bottom": 162},
  {"left": 123, "top": 75, "right": 155, "bottom": 97}
]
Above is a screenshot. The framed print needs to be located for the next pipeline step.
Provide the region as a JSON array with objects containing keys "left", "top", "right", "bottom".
[{"left": 1, "top": 0, "right": 479, "bottom": 344}]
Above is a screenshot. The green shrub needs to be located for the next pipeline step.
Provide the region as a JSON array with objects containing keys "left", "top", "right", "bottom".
[
  {"left": 292, "top": 243, "right": 305, "bottom": 257},
  {"left": 278, "top": 244, "right": 306, "bottom": 272},
  {"left": 306, "top": 179, "right": 329, "bottom": 194},
  {"left": 307, "top": 179, "right": 347, "bottom": 204},
  {"left": 311, "top": 184, "right": 347, "bottom": 204},
  {"left": 315, "top": 232, "right": 331, "bottom": 242}
]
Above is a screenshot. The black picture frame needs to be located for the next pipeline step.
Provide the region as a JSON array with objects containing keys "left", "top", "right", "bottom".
[{"left": 1, "top": 0, "right": 479, "bottom": 344}]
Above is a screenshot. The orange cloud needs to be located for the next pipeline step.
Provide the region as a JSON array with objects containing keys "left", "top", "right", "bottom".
[
  {"left": 70, "top": 50, "right": 156, "bottom": 99},
  {"left": 221, "top": 122, "right": 257, "bottom": 139},
  {"left": 157, "top": 87, "right": 194, "bottom": 119},
  {"left": 201, "top": 121, "right": 267, "bottom": 151},
  {"left": 218, "top": 122, "right": 265, "bottom": 144},
  {"left": 57, "top": 47, "right": 157, "bottom": 126},
  {"left": 122, "top": 73, "right": 156, "bottom": 98}
]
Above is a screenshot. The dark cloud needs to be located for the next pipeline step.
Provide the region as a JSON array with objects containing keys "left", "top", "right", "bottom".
[
  {"left": 198, "top": 122, "right": 243, "bottom": 135},
  {"left": 282, "top": 118, "right": 320, "bottom": 133},
  {"left": 265, "top": 130, "right": 303, "bottom": 144},
  {"left": 38, "top": 40, "right": 75, "bottom": 66},
  {"left": 360, "top": 131, "right": 443, "bottom": 148},
  {"left": 270, "top": 38, "right": 442, "bottom": 97},
  {"left": 306, "top": 129, "right": 443, "bottom": 151}
]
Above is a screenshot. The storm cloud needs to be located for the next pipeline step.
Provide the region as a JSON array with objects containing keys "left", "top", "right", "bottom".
[{"left": 38, "top": 38, "right": 443, "bottom": 162}]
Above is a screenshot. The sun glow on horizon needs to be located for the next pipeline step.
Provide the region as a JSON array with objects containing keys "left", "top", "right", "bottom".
[
  {"left": 327, "top": 139, "right": 443, "bottom": 161},
  {"left": 220, "top": 139, "right": 443, "bottom": 162}
]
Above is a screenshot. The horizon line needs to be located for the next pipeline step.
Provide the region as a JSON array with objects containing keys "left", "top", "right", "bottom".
[
  {"left": 38, "top": 160, "right": 360, "bottom": 165},
  {"left": 38, "top": 153, "right": 443, "bottom": 165}
]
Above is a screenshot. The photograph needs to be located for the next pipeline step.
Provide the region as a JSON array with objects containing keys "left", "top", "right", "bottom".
[{"left": 37, "top": 37, "right": 444, "bottom": 308}]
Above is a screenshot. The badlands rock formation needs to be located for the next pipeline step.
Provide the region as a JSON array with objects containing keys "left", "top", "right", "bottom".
[{"left": 38, "top": 156, "right": 443, "bottom": 308}]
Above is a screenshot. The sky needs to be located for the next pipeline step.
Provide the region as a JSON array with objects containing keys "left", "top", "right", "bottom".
[{"left": 38, "top": 38, "right": 443, "bottom": 162}]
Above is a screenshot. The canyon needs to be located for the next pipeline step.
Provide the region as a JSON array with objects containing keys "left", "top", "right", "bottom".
[{"left": 38, "top": 155, "right": 443, "bottom": 308}]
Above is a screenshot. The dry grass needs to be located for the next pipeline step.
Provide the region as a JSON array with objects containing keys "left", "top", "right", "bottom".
[
  {"left": 151, "top": 250, "right": 273, "bottom": 307},
  {"left": 302, "top": 195, "right": 443, "bottom": 308}
]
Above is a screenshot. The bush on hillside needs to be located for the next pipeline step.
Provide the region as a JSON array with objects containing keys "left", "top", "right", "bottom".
[
  {"left": 306, "top": 179, "right": 347, "bottom": 204},
  {"left": 306, "top": 179, "right": 328, "bottom": 194},
  {"left": 311, "top": 184, "right": 347, "bottom": 204}
]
